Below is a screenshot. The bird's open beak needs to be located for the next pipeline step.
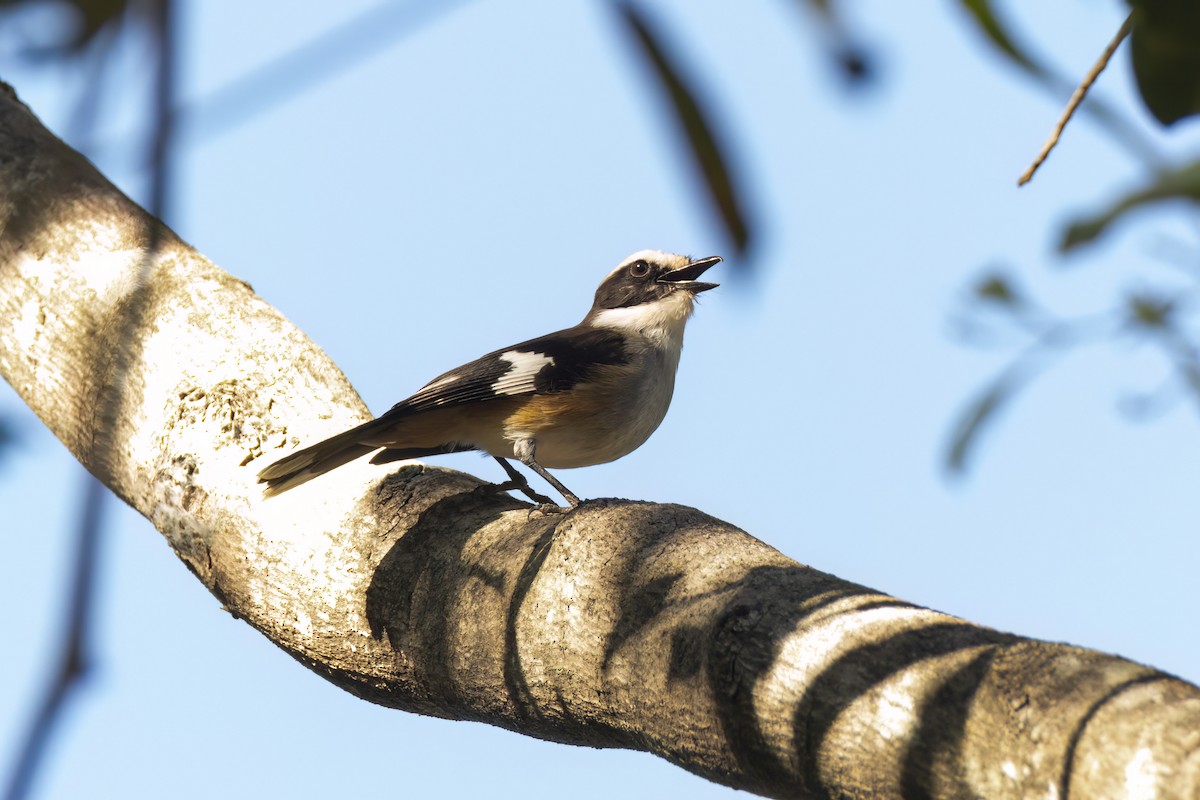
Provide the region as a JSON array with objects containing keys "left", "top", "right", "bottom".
[{"left": 658, "top": 255, "right": 722, "bottom": 293}]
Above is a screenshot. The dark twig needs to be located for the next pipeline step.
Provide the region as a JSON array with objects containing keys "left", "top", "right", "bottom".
[
  {"left": 2, "top": 2, "right": 175, "bottom": 798},
  {"left": 87, "top": 0, "right": 472, "bottom": 171},
  {"left": 2, "top": 475, "right": 105, "bottom": 800},
  {"left": 177, "top": 0, "right": 473, "bottom": 146}
]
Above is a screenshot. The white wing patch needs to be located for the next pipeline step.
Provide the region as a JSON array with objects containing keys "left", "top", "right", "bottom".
[
  {"left": 410, "top": 372, "right": 461, "bottom": 405},
  {"left": 492, "top": 351, "right": 554, "bottom": 396}
]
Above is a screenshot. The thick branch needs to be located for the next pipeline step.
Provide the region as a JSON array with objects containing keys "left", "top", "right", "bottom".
[{"left": 1, "top": 84, "right": 1197, "bottom": 799}]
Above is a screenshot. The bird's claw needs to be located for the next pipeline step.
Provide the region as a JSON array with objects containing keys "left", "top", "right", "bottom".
[{"left": 489, "top": 479, "right": 556, "bottom": 506}]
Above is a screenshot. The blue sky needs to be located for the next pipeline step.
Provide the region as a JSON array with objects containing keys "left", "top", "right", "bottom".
[{"left": 3, "top": 2, "right": 1199, "bottom": 798}]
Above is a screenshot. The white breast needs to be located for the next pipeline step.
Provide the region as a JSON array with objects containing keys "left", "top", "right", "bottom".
[
  {"left": 598, "top": 345, "right": 679, "bottom": 460},
  {"left": 507, "top": 296, "right": 691, "bottom": 469},
  {"left": 514, "top": 352, "right": 679, "bottom": 469}
]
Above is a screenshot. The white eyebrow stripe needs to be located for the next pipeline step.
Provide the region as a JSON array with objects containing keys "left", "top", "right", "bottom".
[
  {"left": 602, "top": 248, "right": 680, "bottom": 282},
  {"left": 492, "top": 351, "right": 555, "bottom": 395}
]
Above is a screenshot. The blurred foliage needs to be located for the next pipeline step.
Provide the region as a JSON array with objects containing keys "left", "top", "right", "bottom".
[
  {"left": 1128, "top": 0, "right": 1200, "bottom": 125},
  {"left": 2, "top": 0, "right": 1200, "bottom": 474},
  {"left": 960, "top": 0, "right": 1195, "bottom": 131},
  {"left": 0, "top": 414, "right": 13, "bottom": 462},
  {"left": 1061, "top": 161, "right": 1200, "bottom": 251},
  {"left": 947, "top": 0, "right": 1200, "bottom": 473},
  {"left": 948, "top": 256, "right": 1200, "bottom": 474},
  {"left": 958, "top": 0, "right": 1051, "bottom": 80},
  {"left": 791, "top": 0, "right": 875, "bottom": 86},
  {"left": 0, "top": 0, "right": 129, "bottom": 54},
  {"left": 946, "top": 368, "right": 1024, "bottom": 476},
  {"left": 4, "top": 2, "right": 1200, "bottom": 798},
  {"left": 955, "top": 0, "right": 1160, "bottom": 168},
  {"left": 613, "top": 0, "right": 752, "bottom": 258}
]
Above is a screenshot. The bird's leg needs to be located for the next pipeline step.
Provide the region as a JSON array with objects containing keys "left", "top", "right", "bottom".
[
  {"left": 527, "top": 461, "right": 581, "bottom": 509},
  {"left": 515, "top": 440, "right": 581, "bottom": 508},
  {"left": 491, "top": 457, "right": 556, "bottom": 505}
]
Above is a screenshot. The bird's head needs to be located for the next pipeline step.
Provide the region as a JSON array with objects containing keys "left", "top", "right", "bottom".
[{"left": 585, "top": 250, "right": 721, "bottom": 333}]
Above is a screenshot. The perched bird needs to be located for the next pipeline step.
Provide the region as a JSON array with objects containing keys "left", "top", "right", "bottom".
[{"left": 257, "top": 249, "right": 721, "bottom": 506}]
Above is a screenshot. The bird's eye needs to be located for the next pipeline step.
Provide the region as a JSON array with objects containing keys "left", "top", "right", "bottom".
[{"left": 629, "top": 260, "right": 650, "bottom": 277}]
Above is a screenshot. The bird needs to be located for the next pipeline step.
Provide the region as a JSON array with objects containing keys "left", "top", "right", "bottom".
[{"left": 256, "top": 249, "right": 721, "bottom": 507}]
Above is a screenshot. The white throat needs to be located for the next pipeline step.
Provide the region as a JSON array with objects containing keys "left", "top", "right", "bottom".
[{"left": 589, "top": 291, "right": 696, "bottom": 352}]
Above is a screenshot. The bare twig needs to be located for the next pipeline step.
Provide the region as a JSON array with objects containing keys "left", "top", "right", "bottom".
[
  {"left": 2, "top": 2, "right": 175, "bottom": 798},
  {"left": 1018, "top": 13, "right": 1133, "bottom": 187}
]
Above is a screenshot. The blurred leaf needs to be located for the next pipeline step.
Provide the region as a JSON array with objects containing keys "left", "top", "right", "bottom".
[
  {"left": 792, "top": 0, "right": 875, "bottom": 86},
  {"left": 0, "top": 414, "right": 17, "bottom": 472},
  {"left": 1128, "top": 0, "right": 1200, "bottom": 125},
  {"left": 945, "top": 371, "right": 1023, "bottom": 475},
  {"left": 827, "top": 41, "right": 873, "bottom": 86},
  {"left": 975, "top": 272, "right": 1021, "bottom": 306},
  {"left": 958, "top": 3, "right": 1159, "bottom": 170},
  {"left": 613, "top": 1, "right": 751, "bottom": 256},
  {"left": 1127, "top": 293, "right": 1174, "bottom": 328},
  {"left": 834, "top": 45, "right": 871, "bottom": 84},
  {"left": 64, "top": 0, "right": 128, "bottom": 50},
  {"left": 957, "top": 0, "right": 1051, "bottom": 82},
  {"left": 0, "top": 0, "right": 130, "bottom": 54},
  {"left": 1060, "top": 161, "right": 1200, "bottom": 250},
  {"left": 1174, "top": 354, "right": 1200, "bottom": 399}
]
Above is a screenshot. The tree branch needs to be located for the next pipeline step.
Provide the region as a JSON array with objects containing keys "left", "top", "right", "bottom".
[{"left": 1, "top": 83, "right": 1197, "bottom": 799}]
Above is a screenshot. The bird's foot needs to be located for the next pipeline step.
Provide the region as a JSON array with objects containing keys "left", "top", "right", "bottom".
[
  {"left": 530, "top": 501, "right": 570, "bottom": 515},
  {"left": 489, "top": 478, "right": 556, "bottom": 506}
]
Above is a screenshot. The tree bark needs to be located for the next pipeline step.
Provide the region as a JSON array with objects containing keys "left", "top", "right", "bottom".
[{"left": 1, "top": 83, "right": 1197, "bottom": 799}]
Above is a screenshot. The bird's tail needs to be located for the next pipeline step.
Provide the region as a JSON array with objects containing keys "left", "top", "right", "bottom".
[
  {"left": 256, "top": 416, "right": 477, "bottom": 497},
  {"left": 257, "top": 420, "right": 383, "bottom": 497}
]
